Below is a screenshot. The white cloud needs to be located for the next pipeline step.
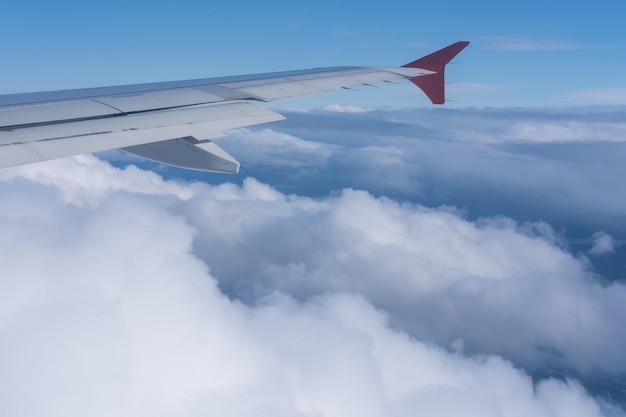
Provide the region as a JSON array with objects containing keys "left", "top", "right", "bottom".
[
  {"left": 322, "top": 103, "right": 369, "bottom": 113},
  {"left": 332, "top": 145, "right": 424, "bottom": 194},
  {"left": 589, "top": 231, "right": 616, "bottom": 255},
  {"left": 0, "top": 156, "right": 623, "bottom": 416},
  {"left": 0, "top": 154, "right": 203, "bottom": 207},
  {"left": 183, "top": 180, "right": 626, "bottom": 375},
  {"left": 5, "top": 157, "right": 626, "bottom": 373},
  {"left": 214, "top": 128, "right": 339, "bottom": 168}
]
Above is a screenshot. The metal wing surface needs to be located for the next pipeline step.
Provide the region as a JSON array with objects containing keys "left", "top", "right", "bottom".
[{"left": 0, "top": 41, "right": 469, "bottom": 173}]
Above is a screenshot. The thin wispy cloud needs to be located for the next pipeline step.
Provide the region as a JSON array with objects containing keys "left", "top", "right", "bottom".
[
  {"left": 481, "top": 36, "right": 590, "bottom": 51},
  {"left": 386, "top": 82, "right": 507, "bottom": 99},
  {"left": 565, "top": 87, "right": 626, "bottom": 105},
  {"left": 324, "top": 25, "right": 382, "bottom": 37},
  {"left": 446, "top": 82, "right": 509, "bottom": 94},
  {"left": 322, "top": 103, "right": 369, "bottom": 113}
]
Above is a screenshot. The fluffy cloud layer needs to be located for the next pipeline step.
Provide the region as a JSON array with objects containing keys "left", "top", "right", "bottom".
[{"left": 1, "top": 156, "right": 624, "bottom": 416}]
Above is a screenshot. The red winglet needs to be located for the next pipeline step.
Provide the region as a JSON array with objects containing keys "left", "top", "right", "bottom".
[{"left": 402, "top": 41, "right": 470, "bottom": 105}]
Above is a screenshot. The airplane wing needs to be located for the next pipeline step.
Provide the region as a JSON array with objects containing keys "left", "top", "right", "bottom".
[{"left": 0, "top": 41, "right": 469, "bottom": 173}]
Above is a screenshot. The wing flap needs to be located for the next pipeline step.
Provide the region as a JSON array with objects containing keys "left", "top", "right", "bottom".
[{"left": 123, "top": 137, "right": 240, "bottom": 173}]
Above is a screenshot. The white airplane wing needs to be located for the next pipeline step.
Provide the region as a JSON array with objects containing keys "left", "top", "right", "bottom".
[{"left": 0, "top": 41, "right": 469, "bottom": 173}]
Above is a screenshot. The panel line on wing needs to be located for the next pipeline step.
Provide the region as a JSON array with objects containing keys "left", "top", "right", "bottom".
[{"left": 91, "top": 99, "right": 125, "bottom": 114}]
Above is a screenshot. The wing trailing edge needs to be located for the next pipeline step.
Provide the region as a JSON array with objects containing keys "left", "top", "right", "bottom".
[{"left": 0, "top": 103, "right": 283, "bottom": 171}]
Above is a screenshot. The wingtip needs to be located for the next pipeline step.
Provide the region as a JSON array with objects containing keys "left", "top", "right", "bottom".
[
  {"left": 402, "top": 41, "right": 470, "bottom": 105},
  {"left": 402, "top": 41, "right": 470, "bottom": 71}
]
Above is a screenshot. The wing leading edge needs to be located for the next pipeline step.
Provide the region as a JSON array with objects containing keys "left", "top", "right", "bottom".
[{"left": 0, "top": 41, "right": 469, "bottom": 173}]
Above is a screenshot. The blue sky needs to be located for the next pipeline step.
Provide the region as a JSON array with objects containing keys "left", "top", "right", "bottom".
[
  {"left": 1, "top": 0, "right": 625, "bottom": 107},
  {"left": 3, "top": 1, "right": 626, "bottom": 415}
]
